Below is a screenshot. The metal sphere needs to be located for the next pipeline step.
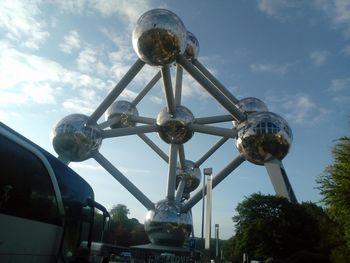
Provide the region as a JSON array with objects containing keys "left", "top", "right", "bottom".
[
  {"left": 156, "top": 106, "right": 195, "bottom": 144},
  {"left": 176, "top": 160, "right": 201, "bottom": 194},
  {"left": 184, "top": 31, "right": 199, "bottom": 60},
  {"left": 52, "top": 114, "right": 102, "bottom": 162},
  {"left": 132, "top": 9, "right": 187, "bottom": 66},
  {"left": 105, "top": 100, "right": 139, "bottom": 128},
  {"left": 236, "top": 97, "right": 268, "bottom": 113},
  {"left": 235, "top": 111, "right": 292, "bottom": 165},
  {"left": 144, "top": 199, "right": 192, "bottom": 246}
]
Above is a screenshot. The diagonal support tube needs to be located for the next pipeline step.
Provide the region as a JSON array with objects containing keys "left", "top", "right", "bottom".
[
  {"left": 138, "top": 133, "right": 169, "bottom": 163},
  {"left": 189, "top": 123, "right": 237, "bottom": 138},
  {"left": 167, "top": 144, "right": 178, "bottom": 200},
  {"left": 88, "top": 59, "right": 145, "bottom": 124},
  {"left": 264, "top": 158, "right": 298, "bottom": 203},
  {"left": 178, "top": 144, "right": 186, "bottom": 169},
  {"left": 161, "top": 65, "right": 175, "bottom": 115},
  {"left": 181, "top": 155, "right": 245, "bottom": 212},
  {"left": 102, "top": 125, "right": 158, "bottom": 138},
  {"left": 94, "top": 152, "right": 154, "bottom": 210},
  {"left": 195, "top": 115, "right": 234, "bottom": 125},
  {"left": 129, "top": 115, "right": 156, "bottom": 125},
  {"left": 174, "top": 64, "right": 183, "bottom": 107},
  {"left": 98, "top": 116, "right": 121, "bottom": 129},
  {"left": 193, "top": 59, "right": 239, "bottom": 104},
  {"left": 131, "top": 71, "right": 161, "bottom": 106},
  {"left": 177, "top": 55, "right": 246, "bottom": 122},
  {"left": 195, "top": 137, "right": 229, "bottom": 167}
]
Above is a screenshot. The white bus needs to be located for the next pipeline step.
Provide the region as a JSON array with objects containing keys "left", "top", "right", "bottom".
[{"left": 0, "top": 122, "right": 109, "bottom": 263}]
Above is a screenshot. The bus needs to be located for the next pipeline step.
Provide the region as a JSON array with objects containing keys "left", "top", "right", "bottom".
[{"left": 0, "top": 122, "right": 109, "bottom": 263}]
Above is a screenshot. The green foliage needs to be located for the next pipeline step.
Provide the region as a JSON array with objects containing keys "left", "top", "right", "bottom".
[
  {"left": 92, "top": 203, "right": 149, "bottom": 246},
  {"left": 230, "top": 193, "right": 324, "bottom": 261},
  {"left": 317, "top": 136, "right": 350, "bottom": 260}
]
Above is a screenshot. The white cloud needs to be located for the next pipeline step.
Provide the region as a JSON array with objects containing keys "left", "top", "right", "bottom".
[
  {"left": 309, "top": 50, "right": 329, "bottom": 66},
  {"left": 0, "top": 42, "right": 114, "bottom": 113},
  {"left": 325, "top": 78, "right": 350, "bottom": 105},
  {"left": 0, "top": 110, "right": 19, "bottom": 121},
  {"left": 313, "top": 0, "right": 350, "bottom": 38},
  {"left": 0, "top": 42, "right": 63, "bottom": 88},
  {"left": 268, "top": 94, "right": 330, "bottom": 125},
  {"left": 250, "top": 63, "right": 290, "bottom": 74},
  {"left": 257, "top": 0, "right": 293, "bottom": 16},
  {"left": 62, "top": 98, "right": 97, "bottom": 114},
  {"left": 59, "top": 30, "right": 81, "bottom": 54},
  {"left": 22, "top": 84, "right": 56, "bottom": 104},
  {"left": 328, "top": 77, "right": 350, "bottom": 92},
  {"left": 91, "top": 0, "right": 152, "bottom": 24},
  {"left": 54, "top": 0, "right": 156, "bottom": 28},
  {"left": 76, "top": 47, "right": 111, "bottom": 77},
  {"left": 340, "top": 44, "right": 350, "bottom": 56},
  {"left": 0, "top": 90, "right": 27, "bottom": 106},
  {"left": 0, "top": 0, "right": 49, "bottom": 49}
]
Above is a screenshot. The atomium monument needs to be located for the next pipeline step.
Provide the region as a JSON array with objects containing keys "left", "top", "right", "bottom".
[{"left": 52, "top": 8, "right": 297, "bottom": 247}]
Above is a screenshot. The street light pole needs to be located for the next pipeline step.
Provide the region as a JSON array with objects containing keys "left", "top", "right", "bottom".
[
  {"left": 204, "top": 168, "right": 213, "bottom": 261},
  {"left": 215, "top": 224, "right": 219, "bottom": 261}
]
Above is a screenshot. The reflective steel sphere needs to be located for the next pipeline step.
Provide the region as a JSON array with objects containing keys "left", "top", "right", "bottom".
[
  {"left": 176, "top": 160, "right": 201, "bottom": 194},
  {"left": 235, "top": 111, "right": 292, "bottom": 165},
  {"left": 144, "top": 199, "right": 192, "bottom": 246},
  {"left": 184, "top": 31, "right": 199, "bottom": 60},
  {"left": 236, "top": 97, "right": 268, "bottom": 113},
  {"left": 52, "top": 114, "right": 102, "bottom": 162},
  {"left": 105, "top": 100, "right": 139, "bottom": 128},
  {"left": 156, "top": 106, "right": 195, "bottom": 144},
  {"left": 132, "top": 9, "right": 187, "bottom": 66}
]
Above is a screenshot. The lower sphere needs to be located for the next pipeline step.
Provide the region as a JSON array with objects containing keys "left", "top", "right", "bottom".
[
  {"left": 144, "top": 199, "right": 192, "bottom": 246},
  {"left": 176, "top": 160, "right": 201, "bottom": 194}
]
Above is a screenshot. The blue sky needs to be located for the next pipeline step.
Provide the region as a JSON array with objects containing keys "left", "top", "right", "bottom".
[{"left": 0, "top": 0, "right": 349, "bottom": 240}]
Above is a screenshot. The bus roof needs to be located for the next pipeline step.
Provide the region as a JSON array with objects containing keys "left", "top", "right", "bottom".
[{"left": 0, "top": 122, "right": 94, "bottom": 207}]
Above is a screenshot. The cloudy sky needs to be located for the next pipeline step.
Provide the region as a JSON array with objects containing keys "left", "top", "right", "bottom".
[{"left": 1, "top": 0, "right": 349, "bottom": 239}]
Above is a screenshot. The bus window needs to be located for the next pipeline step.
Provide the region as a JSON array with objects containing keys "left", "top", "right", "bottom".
[{"left": 0, "top": 136, "right": 61, "bottom": 225}]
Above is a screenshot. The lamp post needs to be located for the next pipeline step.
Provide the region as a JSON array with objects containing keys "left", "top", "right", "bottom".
[
  {"left": 215, "top": 224, "right": 219, "bottom": 261},
  {"left": 203, "top": 168, "right": 213, "bottom": 262}
]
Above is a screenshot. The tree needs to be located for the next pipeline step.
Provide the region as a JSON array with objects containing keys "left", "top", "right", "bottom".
[
  {"left": 318, "top": 136, "right": 350, "bottom": 261},
  {"left": 110, "top": 204, "right": 129, "bottom": 223},
  {"left": 232, "top": 193, "right": 320, "bottom": 261}
]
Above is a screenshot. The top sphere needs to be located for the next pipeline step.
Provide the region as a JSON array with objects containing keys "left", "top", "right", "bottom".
[
  {"left": 184, "top": 31, "right": 199, "bottom": 60},
  {"left": 132, "top": 9, "right": 187, "bottom": 66}
]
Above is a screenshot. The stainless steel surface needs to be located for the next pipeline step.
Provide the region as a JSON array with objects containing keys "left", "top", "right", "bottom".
[
  {"left": 94, "top": 152, "right": 154, "bottom": 210},
  {"left": 184, "top": 31, "right": 199, "bottom": 60},
  {"left": 156, "top": 105, "right": 195, "bottom": 144},
  {"left": 105, "top": 100, "right": 139, "bottom": 128},
  {"left": 132, "top": 9, "right": 187, "bottom": 66},
  {"left": 235, "top": 111, "right": 292, "bottom": 165},
  {"left": 166, "top": 143, "right": 178, "bottom": 200},
  {"left": 176, "top": 160, "right": 201, "bottom": 194},
  {"left": 88, "top": 59, "right": 144, "bottom": 124},
  {"left": 236, "top": 97, "right": 269, "bottom": 113},
  {"left": 182, "top": 155, "right": 245, "bottom": 212},
  {"left": 144, "top": 199, "right": 192, "bottom": 246},
  {"left": 52, "top": 114, "right": 102, "bottom": 162},
  {"left": 177, "top": 54, "right": 246, "bottom": 121},
  {"left": 161, "top": 65, "right": 175, "bottom": 115}
]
